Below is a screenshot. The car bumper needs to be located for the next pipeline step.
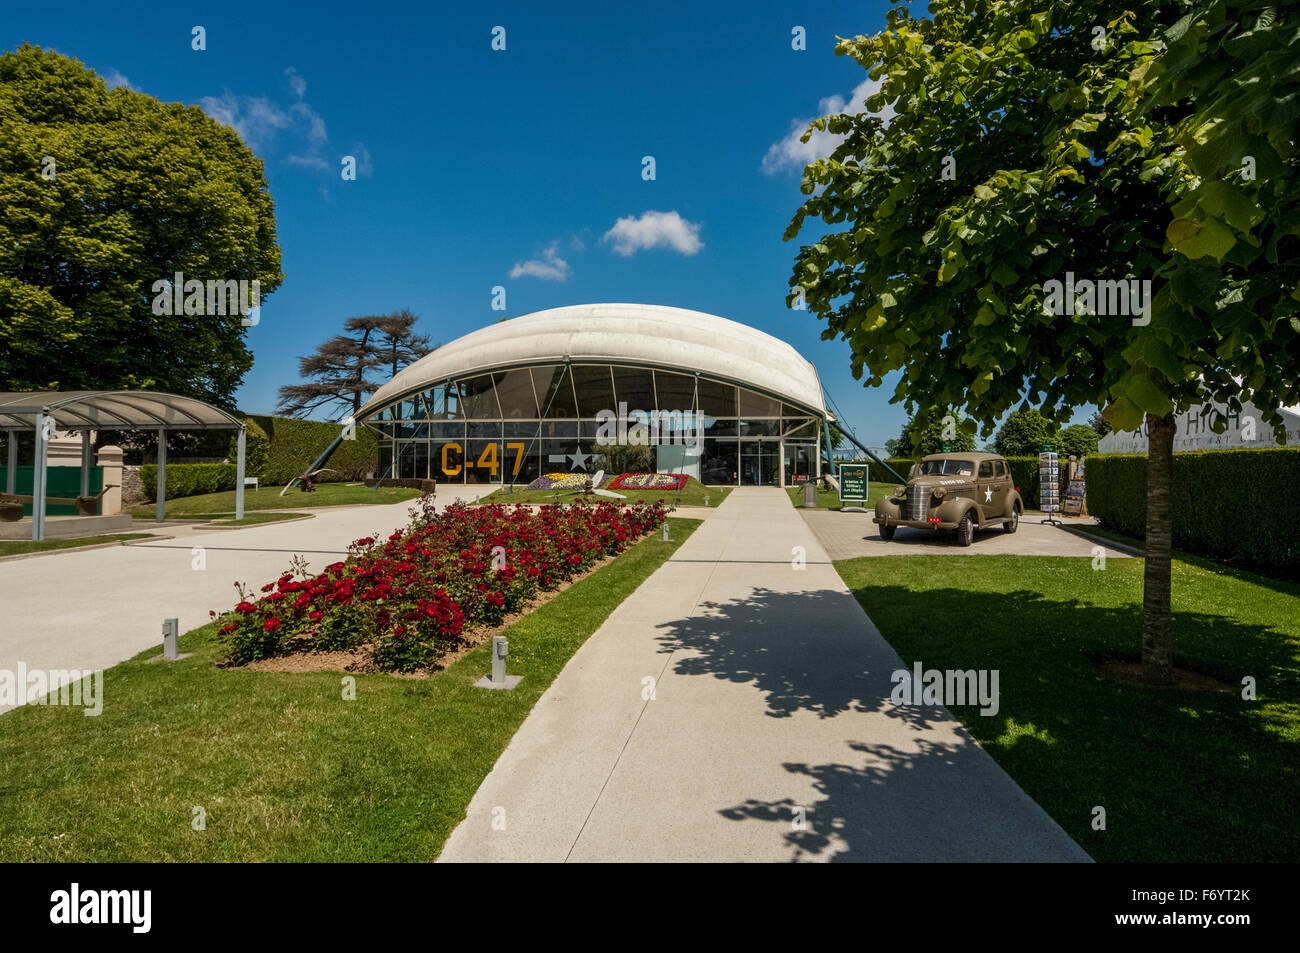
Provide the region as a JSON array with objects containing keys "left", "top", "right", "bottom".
[{"left": 873, "top": 516, "right": 959, "bottom": 531}]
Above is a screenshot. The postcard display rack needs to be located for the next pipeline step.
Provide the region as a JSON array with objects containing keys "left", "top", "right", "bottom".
[{"left": 1039, "top": 449, "right": 1061, "bottom": 526}]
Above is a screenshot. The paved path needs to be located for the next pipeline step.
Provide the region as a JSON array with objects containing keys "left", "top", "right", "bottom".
[
  {"left": 439, "top": 487, "right": 1090, "bottom": 862},
  {"left": 0, "top": 488, "right": 492, "bottom": 715},
  {"left": 801, "top": 508, "right": 1134, "bottom": 562}
]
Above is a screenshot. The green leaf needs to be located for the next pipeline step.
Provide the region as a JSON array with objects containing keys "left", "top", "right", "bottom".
[{"left": 1167, "top": 216, "right": 1238, "bottom": 260}]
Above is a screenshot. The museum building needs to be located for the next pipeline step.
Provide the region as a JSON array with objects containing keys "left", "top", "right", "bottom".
[{"left": 355, "top": 303, "right": 830, "bottom": 487}]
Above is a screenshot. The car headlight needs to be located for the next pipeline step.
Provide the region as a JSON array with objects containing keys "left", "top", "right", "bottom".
[{"left": 933, "top": 486, "right": 947, "bottom": 499}]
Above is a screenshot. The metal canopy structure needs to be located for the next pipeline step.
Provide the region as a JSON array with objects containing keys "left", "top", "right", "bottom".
[{"left": 0, "top": 390, "right": 247, "bottom": 540}]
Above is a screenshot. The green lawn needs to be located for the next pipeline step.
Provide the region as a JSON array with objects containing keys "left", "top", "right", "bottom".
[
  {"left": 131, "top": 482, "right": 421, "bottom": 518},
  {"left": 205, "top": 512, "right": 312, "bottom": 527},
  {"left": 476, "top": 476, "right": 727, "bottom": 508},
  {"left": 0, "top": 533, "right": 153, "bottom": 557},
  {"left": 0, "top": 517, "right": 699, "bottom": 861},
  {"left": 786, "top": 480, "right": 898, "bottom": 510},
  {"left": 836, "top": 554, "right": 1300, "bottom": 862}
]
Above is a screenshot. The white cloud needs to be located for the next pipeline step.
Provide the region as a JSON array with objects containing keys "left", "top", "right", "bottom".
[
  {"left": 292, "top": 102, "right": 328, "bottom": 143},
  {"left": 287, "top": 154, "right": 330, "bottom": 171},
  {"left": 350, "top": 143, "right": 374, "bottom": 177},
  {"left": 509, "top": 244, "right": 570, "bottom": 281},
  {"left": 200, "top": 93, "right": 291, "bottom": 149},
  {"left": 101, "top": 68, "right": 135, "bottom": 91},
  {"left": 200, "top": 68, "right": 330, "bottom": 164},
  {"left": 760, "top": 76, "right": 895, "bottom": 175},
  {"left": 284, "top": 66, "right": 308, "bottom": 99},
  {"left": 602, "top": 210, "right": 703, "bottom": 257}
]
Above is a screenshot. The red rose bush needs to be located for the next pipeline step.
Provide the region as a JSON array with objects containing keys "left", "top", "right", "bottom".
[{"left": 218, "top": 497, "right": 668, "bottom": 672}]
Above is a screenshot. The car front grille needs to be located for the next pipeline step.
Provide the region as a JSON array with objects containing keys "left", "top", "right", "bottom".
[{"left": 903, "top": 489, "right": 930, "bottom": 521}]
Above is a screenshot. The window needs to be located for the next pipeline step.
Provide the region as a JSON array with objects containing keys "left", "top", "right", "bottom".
[
  {"left": 533, "top": 365, "right": 577, "bottom": 418},
  {"left": 493, "top": 368, "right": 539, "bottom": 418},
  {"left": 571, "top": 365, "right": 616, "bottom": 417},
  {"left": 919, "top": 459, "right": 974, "bottom": 476},
  {"left": 697, "top": 378, "right": 737, "bottom": 416},
  {"left": 457, "top": 376, "right": 500, "bottom": 419},
  {"left": 738, "top": 387, "right": 781, "bottom": 417},
  {"left": 611, "top": 366, "right": 655, "bottom": 411},
  {"left": 979, "top": 461, "right": 994, "bottom": 478},
  {"left": 653, "top": 371, "right": 695, "bottom": 413}
]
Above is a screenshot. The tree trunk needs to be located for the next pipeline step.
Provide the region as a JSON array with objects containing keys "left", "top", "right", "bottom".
[{"left": 1141, "top": 411, "right": 1175, "bottom": 684}]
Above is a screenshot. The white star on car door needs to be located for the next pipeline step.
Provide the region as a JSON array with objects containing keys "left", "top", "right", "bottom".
[{"left": 984, "top": 487, "right": 993, "bottom": 502}]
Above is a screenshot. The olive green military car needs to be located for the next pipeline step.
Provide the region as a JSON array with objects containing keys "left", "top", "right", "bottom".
[{"left": 873, "top": 452, "right": 1023, "bottom": 546}]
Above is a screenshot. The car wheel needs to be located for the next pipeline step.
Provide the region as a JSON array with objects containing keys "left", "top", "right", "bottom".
[
  {"left": 881, "top": 524, "right": 895, "bottom": 541},
  {"left": 1003, "top": 502, "right": 1020, "bottom": 534},
  {"left": 957, "top": 513, "right": 974, "bottom": 547}
]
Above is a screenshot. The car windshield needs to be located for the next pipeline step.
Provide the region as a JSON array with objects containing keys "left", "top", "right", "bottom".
[{"left": 918, "top": 459, "right": 975, "bottom": 477}]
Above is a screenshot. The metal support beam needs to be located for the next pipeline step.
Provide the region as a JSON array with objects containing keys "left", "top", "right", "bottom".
[
  {"left": 80, "top": 430, "right": 91, "bottom": 498},
  {"left": 827, "top": 417, "right": 908, "bottom": 484},
  {"left": 234, "top": 425, "right": 246, "bottom": 521},
  {"left": 155, "top": 428, "right": 166, "bottom": 523},
  {"left": 32, "top": 412, "right": 50, "bottom": 541},
  {"left": 5, "top": 431, "right": 15, "bottom": 495}
]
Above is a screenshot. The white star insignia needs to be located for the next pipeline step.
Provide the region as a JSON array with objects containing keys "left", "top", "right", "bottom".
[
  {"left": 984, "top": 487, "right": 993, "bottom": 502},
  {"left": 566, "top": 446, "right": 591, "bottom": 471}
]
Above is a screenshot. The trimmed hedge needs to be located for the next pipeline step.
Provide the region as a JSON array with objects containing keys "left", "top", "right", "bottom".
[
  {"left": 246, "top": 415, "right": 379, "bottom": 485},
  {"left": 227, "top": 417, "right": 270, "bottom": 478},
  {"left": 1086, "top": 447, "right": 1300, "bottom": 577},
  {"left": 139, "top": 463, "right": 237, "bottom": 501}
]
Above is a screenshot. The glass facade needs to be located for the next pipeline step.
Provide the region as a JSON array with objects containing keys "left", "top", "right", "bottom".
[{"left": 364, "top": 363, "right": 822, "bottom": 487}]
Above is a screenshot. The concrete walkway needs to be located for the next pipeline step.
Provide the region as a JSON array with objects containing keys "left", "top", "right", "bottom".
[
  {"left": 439, "top": 487, "right": 1089, "bottom": 862},
  {"left": 0, "top": 487, "right": 492, "bottom": 715}
]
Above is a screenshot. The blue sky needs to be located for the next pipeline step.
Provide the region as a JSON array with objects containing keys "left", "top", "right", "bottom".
[{"left": 9, "top": 0, "right": 1093, "bottom": 449}]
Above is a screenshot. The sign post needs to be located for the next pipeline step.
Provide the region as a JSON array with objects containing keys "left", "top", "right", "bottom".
[{"left": 838, "top": 463, "right": 869, "bottom": 512}]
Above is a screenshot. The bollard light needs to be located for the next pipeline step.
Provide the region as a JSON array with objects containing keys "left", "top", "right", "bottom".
[
  {"left": 492, "top": 636, "right": 508, "bottom": 684},
  {"left": 162, "top": 618, "right": 179, "bottom": 660},
  {"left": 475, "top": 635, "right": 521, "bottom": 690}
]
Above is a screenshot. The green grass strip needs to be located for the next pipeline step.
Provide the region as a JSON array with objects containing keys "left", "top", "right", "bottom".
[
  {"left": 0, "top": 533, "right": 153, "bottom": 557},
  {"left": 0, "top": 517, "right": 698, "bottom": 861},
  {"left": 835, "top": 553, "right": 1300, "bottom": 862}
]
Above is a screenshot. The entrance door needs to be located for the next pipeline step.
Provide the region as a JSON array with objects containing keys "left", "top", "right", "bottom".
[{"left": 740, "top": 440, "right": 780, "bottom": 486}]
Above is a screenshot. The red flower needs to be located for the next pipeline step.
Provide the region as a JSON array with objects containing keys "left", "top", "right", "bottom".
[{"left": 263, "top": 618, "right": 282, "bottom": 632}]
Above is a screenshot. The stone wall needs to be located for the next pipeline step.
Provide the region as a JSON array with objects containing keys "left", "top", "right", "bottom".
[{"left": 121, "top": 464, "right": 147, "bottom": 508}]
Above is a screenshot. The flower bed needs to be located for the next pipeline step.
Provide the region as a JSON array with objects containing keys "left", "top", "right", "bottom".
[
  {"left": 216, "top": 498, "right": 668, "bottom": 672},
  {"left": 606, "top": 472, "right": 689, "bottom": 491},
  {"left": 525, "top": 472, "right": 606, "bottom": 490}
]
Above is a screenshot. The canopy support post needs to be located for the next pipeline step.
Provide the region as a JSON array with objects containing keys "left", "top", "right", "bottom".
[
  {"left": 235, "top": 426, "right": 246, "bottom": 521},
  {"left": 32, "top": 412, "right": 50, "bottom": 541},
  {"left": 80, "top": 430, "right": 91, "bottom": 498},
  {"left": 156, "top": 428, "right": 166, "bottom": 523},
  {"left": 6, "top": 432, "right": 15, "bottom": 495}
]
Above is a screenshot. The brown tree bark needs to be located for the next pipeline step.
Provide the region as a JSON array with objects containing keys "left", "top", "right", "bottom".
[{"left": 1142, "top": 411, "right": 1176, "bottom": 684}]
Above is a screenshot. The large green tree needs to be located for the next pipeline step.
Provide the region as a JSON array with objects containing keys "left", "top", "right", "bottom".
[
  {"left": 895, "top": 408, "right": 977, "bottom": 457},
  {"left": 786, "top": 0, "right": 1295, "bottom": 683},
  {"left": 993, "top": 408, "right": 1059, "bottom": 456},
  {"left": 0, "top": 44, "right": 283, "bottom": 407}
]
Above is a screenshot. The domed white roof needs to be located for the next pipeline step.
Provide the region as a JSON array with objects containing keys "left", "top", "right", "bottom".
[{"left": 359, "top": 303, "right": 826, "bottom": 417}]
